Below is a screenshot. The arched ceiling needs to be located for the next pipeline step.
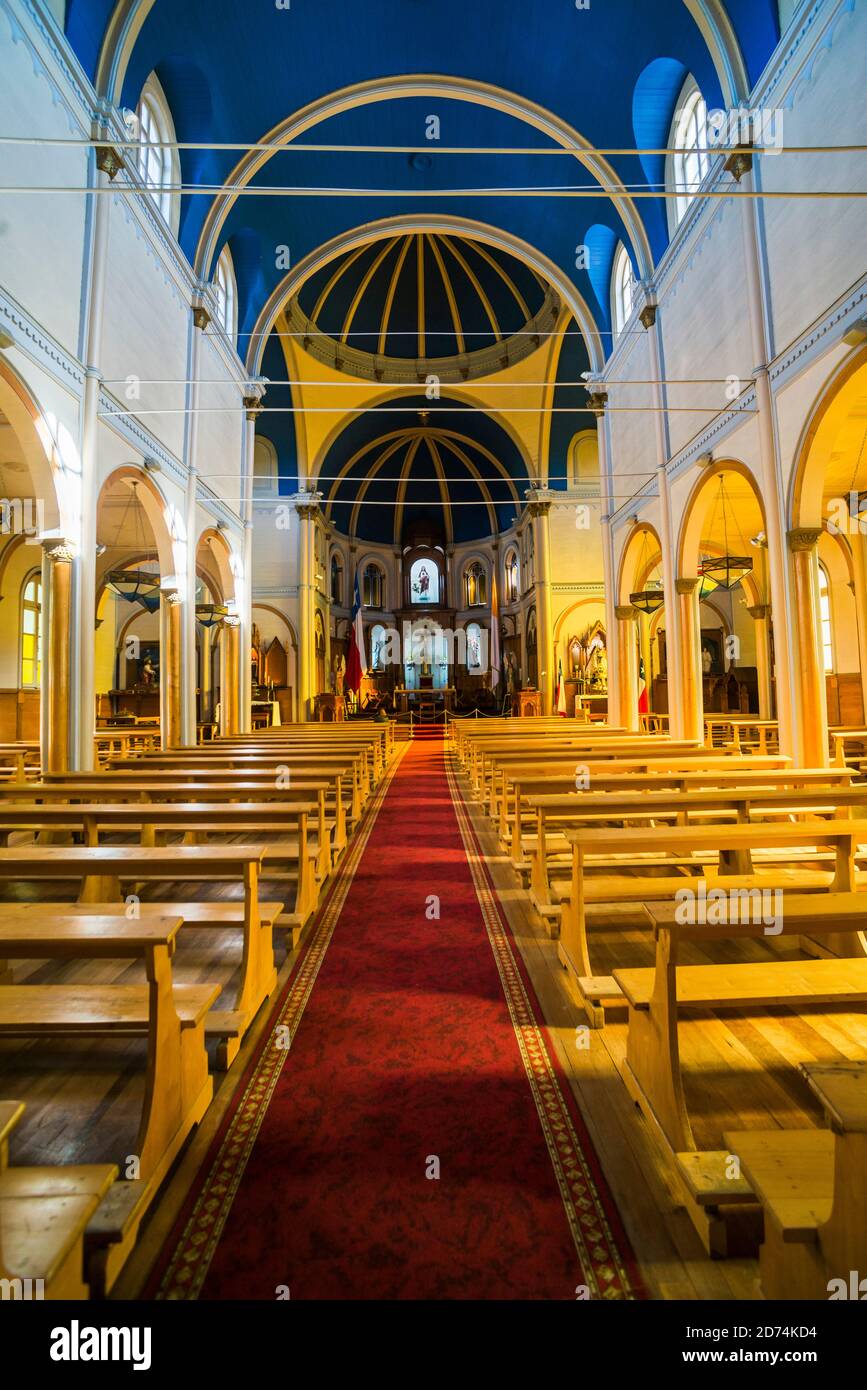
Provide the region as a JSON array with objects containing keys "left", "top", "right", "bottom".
[
  {"left": 65, "top": 1, "right": 781, "bottom": 341},
  {"left": 319, "top": 397, "right": 529, "bottom": 545}
]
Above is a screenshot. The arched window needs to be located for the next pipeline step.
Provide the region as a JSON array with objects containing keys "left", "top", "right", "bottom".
[
  {"left": 21, "top": 572, "right": 42, "bottom": 688},
  {"left": 611, "top": 243, "right": 636, "bottom": 339},
  {"left": 370, "top": 623, "right": 387, "bottom": 671},
  {"left": 525, "top": 528, "right": 535, "bottom": 588},
  {"left": 330, "top": 552, "right": 343, "bottom": 606},
  {"left": 135, "top": 75, "right": 179, "bottom": 230},
  {"left": 818, "top": 564, "right": 834, "bottom": 673},
  {"left": 253, "top": 436, "right": 278, "bottom": 497},
  {"left": 504, "top": 549, "right": 519, "bottom": 604},
  {"left": 363, "top": 563, "right": 384, "bottom": 608},
  {"left": 464, "top": 560, "right": 487, "bottom": 608},
  {"left": 670, "top": 81, "right": 710, "bottom": 226},
  {"left": 213, "top": 246, "right": 238, "bottom": 344}
]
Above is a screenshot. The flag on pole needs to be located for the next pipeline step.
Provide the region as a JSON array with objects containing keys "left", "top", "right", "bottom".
[
  {"left": 345, "top": 575, "right": 364, "bottom": 693},
  {"left": 556, "top": 658, "right": 567, "bottom": 716},
  {"left": 638, "top": 655, "right": 649, "bottom": 715},
  {"left": 489, "top": 565, "right": 502, "bottom": 691}
]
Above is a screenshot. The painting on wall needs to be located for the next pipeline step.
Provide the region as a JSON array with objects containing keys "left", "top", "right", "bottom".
[{"left": 410, "top": 558, "right": 439, "bottom": 604}]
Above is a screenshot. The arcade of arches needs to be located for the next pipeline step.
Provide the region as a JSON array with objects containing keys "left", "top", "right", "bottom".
[{"left": 0, "top": 0, "right": 866, "bottom": 1317}]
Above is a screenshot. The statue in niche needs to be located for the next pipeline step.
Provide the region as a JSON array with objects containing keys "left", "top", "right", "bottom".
[
  {"left": 141, "top": 654, "right": 156, "bottom": 687},
  {"left": 334, "top": 653, "right": 345, "bottom": 696},
  {"left": 702, "top": 644, "right": 714, "bottom": 676}
]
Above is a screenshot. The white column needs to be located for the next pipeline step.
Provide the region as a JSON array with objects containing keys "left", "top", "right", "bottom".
[
  {"left": 75, "top": 146, "right": 115, "bottom": 768},
  {"left": 240, "top": 400, "right": 259, "bottom": 732},
  {"left": 596, "top": 406, "right": 619, "bottom": 727},
  {"left": 181, "top": 309, "right": 203, "bottom": 745},
  {"left": 739, "top": 159, "right": 798, "bottom": 759}
]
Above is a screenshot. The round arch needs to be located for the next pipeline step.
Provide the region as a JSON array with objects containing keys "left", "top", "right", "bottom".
[
  {"left": 196, "top": 526, "right": 239, "bottom": 603},
  {"left": 249, "top": 214, "right": 606, "bottom": 376},
  {"left": 0, "top": 358, "right": 63, "bottom": 535},
  {"left": 789, "top": 347, "right": 867, "bottom": 531},
  {"left": 96, "top": 466, "right": 176, "bottom": 574},
  {"left": 617, "top": 522, "right": 663, "bottom": 604},
  {"left": 677, "top": 458, "right": 767, "bottom": 576}
]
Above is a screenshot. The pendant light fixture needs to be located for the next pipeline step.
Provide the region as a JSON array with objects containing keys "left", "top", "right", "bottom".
[
  {"left": 629, "top": 529, "right": 665, "bottom": 614},
  {"left": 698, "top": 475, "right": 753, "bottom": 599},
  {"left": 104, "top": 481, "right": 162, "bottom": 612}
]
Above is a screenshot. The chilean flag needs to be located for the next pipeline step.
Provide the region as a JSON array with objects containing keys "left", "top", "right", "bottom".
[
  {"left": 638, "top": 655, "right": 649, "bottom": 715},
  {"left": 345, "top": 575, "right": 364, "bottom": 693}
]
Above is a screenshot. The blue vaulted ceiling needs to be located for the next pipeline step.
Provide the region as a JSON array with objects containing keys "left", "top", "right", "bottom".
[
  {"left": 61, "top": 1, "right": 782, "bottom": 541},
  {"left": 64, "top": 0, "right": 781, "bottom": 338}
]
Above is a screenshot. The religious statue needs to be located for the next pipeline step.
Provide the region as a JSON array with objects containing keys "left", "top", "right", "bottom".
[
  {"left": 702, "top": 644, "right": 713, "bottom": 675},
  {"left": 335, "top": 653, "right": 345, "bottom": 696},
  {"left": 141, "top": 654, "right": 156, "bottom": 687}
]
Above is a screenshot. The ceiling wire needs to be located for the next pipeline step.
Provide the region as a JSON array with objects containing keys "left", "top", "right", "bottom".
[
  {"left": 1, "top": 136, "right": 861, "bottom": 155},
  {"left": 5, "top": 184, "right": 862, "bottom": 198}
]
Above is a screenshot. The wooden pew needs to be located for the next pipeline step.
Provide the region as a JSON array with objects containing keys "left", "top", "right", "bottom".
[
  {"left": 503, "top": 765, "right": 853, "bottom": 864},
  {"left": 0, "top": 913, "right": 218, "bottom": 1291},
  {"left": 28, "top": 771, "right": 352, "bottom": 851},
  {"left": 726, "top": 1062, "right": 867, "bottom": 1298},
  {"left": 613, "top": 894, "right": 867, "bottom": 1254},
  {"left": 0, "top": 799, "right": 318, "bottom": 929},
  {"left": 0, "top": 1100, "right": 117, "bottom": 1300},
  {"left": 558, "top": 819, "right": 867, "bottom": 1025},
  {"left": 0, "top": 846, "right": 271, "bottom": 1059},
  {"left": 526, "top": 777, "right": 867, "bottom": 915}
]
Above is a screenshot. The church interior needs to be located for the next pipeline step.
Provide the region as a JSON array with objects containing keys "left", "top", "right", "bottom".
[{"left": 1, "top": 0, "right": 867, "bottom": 1326}]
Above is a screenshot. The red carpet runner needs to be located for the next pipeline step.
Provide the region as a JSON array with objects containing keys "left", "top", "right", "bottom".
[{"left": 152, "top": 741, "right": 642, "bottom": 1300}]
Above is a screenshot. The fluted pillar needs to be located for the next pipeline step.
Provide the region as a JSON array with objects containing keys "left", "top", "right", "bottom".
[
  {"left": 43, "top": 541, "right": 74, "bottom": 772},
  {"left": 295, "top": 499, "right": 318, "bottom": 720},
  {"left": 676, "top": 578, "right": 703, "bottom": 742},
  {"left": 528, "top": 490, "right": 554, "bottom": 714},
  {"left": 161, "top": 589, "right": 182, "bottom": 748},
  {"left": 223, "top": 615, "right": 240, "bottom": 734},
  {"left": 788, "top": 529, "right": 829, "bottom": 767},
  {"left": 614, "top": 604, "right": 639, "bottom": 732},
  {"left": 747, "top": 603, "right": 773, "bottom": 720},
  {"left": 850, "top": 528, "right": 867, "bottom": 723}
]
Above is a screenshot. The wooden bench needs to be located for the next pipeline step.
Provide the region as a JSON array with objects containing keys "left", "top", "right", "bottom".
[
  {"left": 613, "top": 894, "right": 867, "bottom": 1254},
  {"left": 0, "top": 895, "right": 285, "bottom": 1069},
  {"left": 725, "top": 1062, "right": 867, "bottom": 1298},
  {"left": 527, "top": 779, "right": 867, "bottom": 916},
  {"left": 0, "top": 846, "right": 274, "bottom": 1062},
  {"left": 557, "top": 819, "right": 867, "bottom": 1026},
  {"left": 0, "top": 914, "right": 219, "bottom": 1291},
  {"left": 0, "top": 1100, "right": 117, "bottom": 1300}
]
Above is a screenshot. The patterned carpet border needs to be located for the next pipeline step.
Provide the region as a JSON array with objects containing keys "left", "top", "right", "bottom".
[
  {"left": 152, "top": 742, "right": 410, "bottom": 1300},
  {"left": 444, "top": 749, "right": 645, "bottom": 1301}
]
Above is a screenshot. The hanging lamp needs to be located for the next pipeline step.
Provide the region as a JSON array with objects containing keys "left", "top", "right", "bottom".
[
  {"left": 629, "top": 529, "right": 665, "bottom": 614},
  {"left": 698, "top": 475, "right": 752, "bottom": 599},
  {"left": 104, "top": 482, "right": 162, "bottom": 612}
]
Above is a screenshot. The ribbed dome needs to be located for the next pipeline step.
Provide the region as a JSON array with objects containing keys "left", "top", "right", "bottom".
[
  {"left": 322, "top": 401, "right": 530, "bottom": 544},
  {"left": 289, "top": 234, "right": 559, "bottom": 382}
]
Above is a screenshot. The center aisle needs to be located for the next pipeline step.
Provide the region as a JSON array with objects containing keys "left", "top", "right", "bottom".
[{"left": 151, "top": 739, "right": 642, "bottom": 1300}]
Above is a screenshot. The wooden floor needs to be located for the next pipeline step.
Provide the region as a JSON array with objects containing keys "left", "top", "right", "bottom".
[{"left": 3, "top": 759, "right": 866, "bottom": 1300}]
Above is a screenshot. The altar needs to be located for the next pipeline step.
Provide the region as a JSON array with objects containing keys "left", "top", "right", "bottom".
[{"left": 394, "top": 687, "right": 456, "bottom": 714}]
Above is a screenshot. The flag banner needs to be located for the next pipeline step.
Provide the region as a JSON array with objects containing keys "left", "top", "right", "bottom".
[
  {"left": 346, "top": 576, "right": 364, "bottom": 693},
  {"left": 638, "top": 655, "right": 649, "bottom": 715}
]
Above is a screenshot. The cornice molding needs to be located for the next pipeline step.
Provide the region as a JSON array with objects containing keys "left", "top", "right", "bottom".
[{"left": 0, "top": 284, "right": 85, "bottom": 391}]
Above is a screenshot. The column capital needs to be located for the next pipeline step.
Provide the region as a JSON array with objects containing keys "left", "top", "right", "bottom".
[
  {"left": 42, "top": 538, "right": 77, "bottom": 562},
  {"left": 675, "top": 577, "right": 701, "bottom": 596},
  {"left": 787, "top": 527, "right": 823, "bottom": 553},
  {"left": 614, "top": 604, "right": 637, "bottom": 621},
  {"left": 747, "top": 603, "right": 770, "bottom": 620},
  {"left": 224, "top": 613, "right": 242, "bottom": 628},
  {"left": 524, "top": 486, "right": 554, "bottom": 518}
]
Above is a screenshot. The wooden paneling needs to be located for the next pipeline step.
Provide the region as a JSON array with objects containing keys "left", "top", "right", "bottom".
[
  {"left": 0, "top": 689, "right": 39, "bottom": 741},
  {"left": 826, "top": 673, "right": 863, "bottom": 727}
]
